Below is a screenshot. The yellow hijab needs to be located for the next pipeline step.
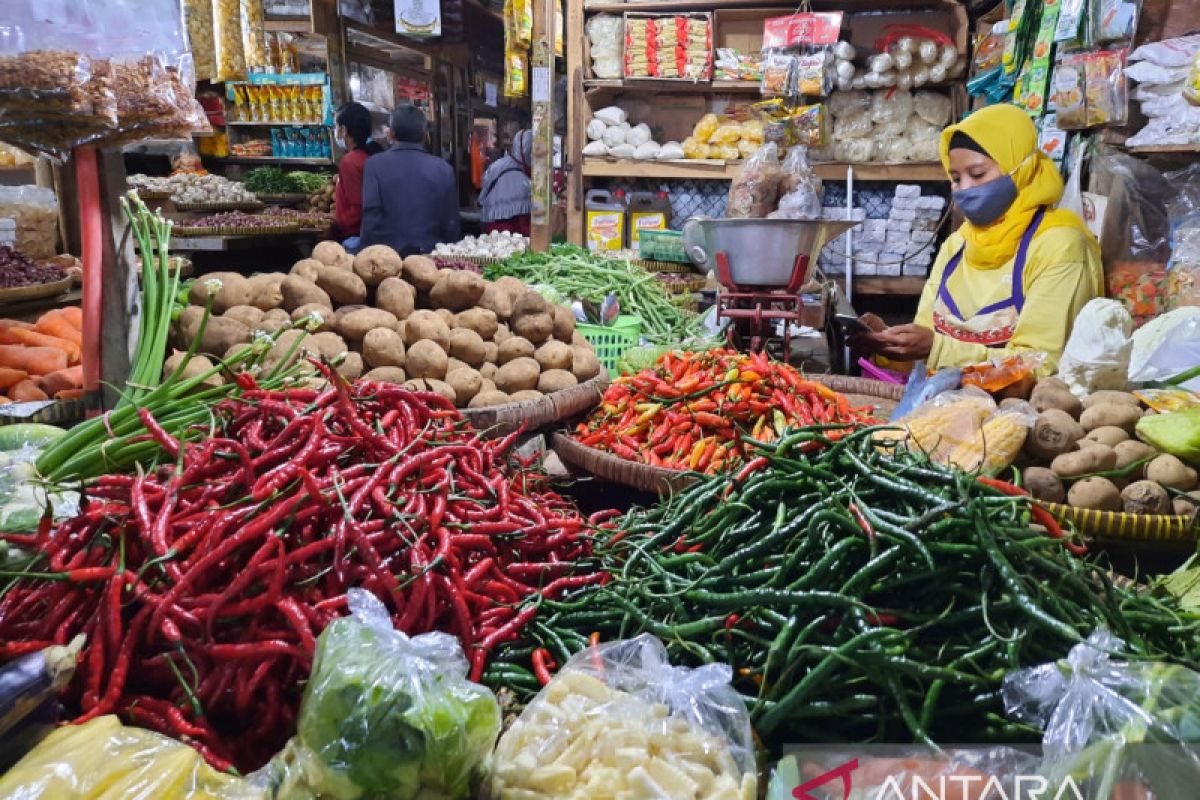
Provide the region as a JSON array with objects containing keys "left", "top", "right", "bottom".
[{"left": 939, "top": 104, "right": 1096, "bottom": 269}]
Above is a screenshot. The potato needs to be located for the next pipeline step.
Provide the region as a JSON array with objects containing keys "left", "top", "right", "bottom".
[
  {"left": 1113, "top": 440, "right": 1157, "bottom": 473},
  {"left": 263, "top": 330, "right": 306, "bottom": 372},
  {"left": 509, "top": 390, "right": 543, "bottom": 403},
  {"left": 1083, "top": 390, "right": 1140, "bottom": 410},
  {"left": 308, "top": 331, "right": 348, "bottom": 360},
  {"left": 198, "top": 317, "right": 250, "bottom": 357},
  {"left": 446, "top": 357, "right": 470, "bottom": 374},
  {"left": 482, "top": 342, "right": 498, "bottom": 364},
  {"left": 190, "top": 272, "right": 252, "bottom": 314},
  {"left": 1121, "top": 480, "right": 1172, "bottom": 515},
  {"left": 340, "top": 309, "right": 399, "bottom": 341},
  {"left": 1024, "top": 409, "right": 1086, "bottom": 461},
  {"left": 406, "top": 339, "right": 449, "bottom": 380},
  {"left": 572, "top": 347, "right": 602, "bottom": 382},
  {"left": 1051, "top": 444, "right": 1117, "bottom": 479},
  {"left": 480, "top": 378, "right": 497, "bottom": 394},
  {"left": 316, "top": 266, "right": 368, "bottom": 305},
  {"left": 513, "top": 312, "right": 554, "bottom": 345},
  {"left": 376, "top": 277, "right": 416, "bottom": 321},
  {"left": 1068, "top": 477, "right": 1122, "bottom": 511},
  {"left": 1030, "top": 386, "right": 1083, "bottom": 418},
  {"left": 363, "top": 328, "right": 406, "bottom": 369},
  {"left": 448, "top": 328, "right": 486, "bottom": 367},
  {"left": 290, "top": 258, "right": 323, "bottom": 283},
  {"left": 446, "top": 367, "right": 483, "bottom": 406},
  {"left": 1036, "top": 377, "right": 1071, "bottom": 393},
  {"left": 247, "top": 273, "right": 285, "bottom": 311},
  {"left": 353, "top": 245, "right": 404, "bottom": 287},
  {"left": 495, "top": 357, "right": 540, "bottom": 393},
  {"left": 332, "top": 253, "right": 355, "bottom": 273},
  {"left": 1023, "top": 467, "right": 1064, "bottom": 504},
  {"left": 405, "top": 378, "right": 456, "bottom": 404},
  {"left": 402, "top": 255, "right": 440, "bottom": 292},
  {"left": 430, "top": 271, "right": 487, "bottom": 311},
  {"left": 552, "top": 306, "right": 576, "bottom": 343},
  {"left": 1175, "top": 496, "right": 1199, "bottom": 517},
  {"left": 533, "top": 340, "right": 573, "bottom": 372},
  {"left": 1080, "top": 404, "right": 1142, "bottom": 434},
  {"left": 538, "top": 369, "right": 577, "bottom": 393},
  {"left": 223, "top": 305, "right": 264, "bottom": 329},
  {"left": 478, "top": 283, "right": 514, "bottom": 321},
  {"left": 175, "top": 307, "right": 203, "bottom": 348},
  {"left": 362, "top": 366, "right": 407, "bottom": 384},
  {"left": 495, "top": 275, "right": 527, "bottom": 300},
  {"left": 480, "top": 362, "right": 497, "bottom": 380},
  {"left": 469, "top": 390, "right": 510, "bottom": 408},
  {"left": 336, "top": 352, "right": 364, "bottom": 380},
  {"left": 404, "top": 310, "right": 451, "bottom": 350},
  {"left": 290, "top": 303, "right": 335, "bottom": 332},
  {"left": 394, "top": 320, "right": 406, "bottom": 342},
  {"left": 512, "top": 291, "right": 549, "bottom": 320},
  {"left": 334, "top": 304, "right": 368, "bottom": 325},
  {"left": 1081, "top": 426, "right": 1129, "bottom": 448},
  {"left": 494, "top": 324, "right": 512, "bottom": 345},
  {"left": 1147, "top": 454, "right": 1199, "bottom": 491},
  {"left": 311, "top": 241, "right": 346, "bottom": 267},
  {"left": 280, "top": 276, "right": 332, "bottom": 312},
  {"left": 571, "top": 330, "right": 589, "bottom": 348},
  {"left": 435, "top": 309, "right": 456, "bottom": 329},
  {"left": 163, "top": 352, "right": 221, "bottom": 388},
  {"left": 260, "top": 309, "right": 291, "bottom": 332},
  {"left": 498, "top": 336, "right": 535, "bottom": 364},
  {"left": 454, "top": 308, "right": 499, "bottom": 340}
]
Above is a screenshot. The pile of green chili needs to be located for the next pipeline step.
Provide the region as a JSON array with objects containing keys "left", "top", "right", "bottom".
[{"left": 489, "top": 426, "right": 1200, "bottom": 746}]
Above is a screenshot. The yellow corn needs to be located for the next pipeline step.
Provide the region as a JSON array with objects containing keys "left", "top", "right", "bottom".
[
  {"left": 946, "top": 412, "right": 1030, "bottom": 474},
  {"left": 874, "top": 399, "right": 993, "bottom": 459}
]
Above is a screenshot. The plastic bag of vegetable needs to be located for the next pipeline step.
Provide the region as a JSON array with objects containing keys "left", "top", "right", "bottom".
[
  {"left": 1003, "top": 628, "right": 1200, "bottom": 800},
  {"left": 254, "top": 588, "right": 500, "bottom": 800},
  {"left": 488, "top": 634, "right": 756, "bottom": 800},
  {"left": 0, "top": 424, "right": 76, "bottom": 533},
  {"left": 0, "top": 637, "right": 79, "bottom": 771},
  {"left": 0, "top": 715, "right": 261, "bottom": 799}
]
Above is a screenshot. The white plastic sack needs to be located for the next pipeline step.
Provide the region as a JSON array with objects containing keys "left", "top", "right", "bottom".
[
  {"left": 1057, "top": 298, "right": 1134, "bottom": 396},
  {"left": 601, "top": 125, "right": 625, "bottom": 148},
  {"left": 1125, "top": 60, "right": 1192, "bottom": 86},
  {"left": 607, "top": 143, "right": 636, "bottom": 159},
  {"left": 582, "top": 140, "right": 608, "bottom": 156},
  {"left": 633, "top": 141, "right": 661, "bottom": 160},
  {"left": 1129, "top": 34, "right": 1200, "bottom": 68},
  {"left": 626, "top": 123, "right": 652, "bottom": 147},
  {"left": 1129, "top": 313, "right": 1200, "bottom": 390},
  {"left": 594, "top": 105, "right": 626, "bottom": 126},
  {"left": 586, "top": 118, "right": 607, "bottom": 141},
  {"left": 657, "top": 141, "right": 684, "bottom": 160}
]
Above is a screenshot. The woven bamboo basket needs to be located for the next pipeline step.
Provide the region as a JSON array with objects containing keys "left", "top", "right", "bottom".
[
  {"left": 256, "top": 193, "right": 308, "bottom": 205},
  {"left": 657, "top": 275, "right": 708, "bottom": 294},
  {"left": 461, "top": 373, "right": 609, "bottom": 438},
  {"left": 1040, "top": 502, "right": 1200, "bottom": 546},
  {"left": 174, "top": 200, "right": 265, "bottom": 212},
  {"left": 173, "top": 223, "right": 300, "bottom": 237},
  {"left": 637, "top": 258, "right": 695, "bottom": 274},
  {"left": 132, "top": 188, "right": 172, "bottom": 201},
  {"left": 0, "top": 277, "right": 73, "bottom": 305},
  {"left": 552, "top": 374, "right": 903, "bottom": 494}
]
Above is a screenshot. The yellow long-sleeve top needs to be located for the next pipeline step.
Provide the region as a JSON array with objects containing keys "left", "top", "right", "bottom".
[{"left": 914, "top": 225, "right": 1104, "bottom": 375}]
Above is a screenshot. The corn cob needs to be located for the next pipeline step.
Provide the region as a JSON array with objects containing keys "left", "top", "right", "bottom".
[{"left": 947, "top": 410, "right": 1031, "bottom": 475}]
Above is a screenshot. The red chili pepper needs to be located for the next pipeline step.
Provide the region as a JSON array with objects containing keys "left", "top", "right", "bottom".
[
  {"left": 848, "top": 503, "right": 875, "bottom": 541},
  {"left": 724, "top": 613, "right": 740, "bottom": 630},
  {"left": 977, "top": 476, "right": 1086, "bottom": 555},
  {"left": 531, "top": 647, "right": 554, "bottom": 686}
]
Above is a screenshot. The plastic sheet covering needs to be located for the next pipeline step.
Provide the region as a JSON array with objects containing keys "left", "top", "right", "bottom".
[
  {"left": 0, "top": 186, "right": 59, "bottom": 260},
  {"left": 253, "top": 589, "right": 500, "bottom": 800},
  {"left": 0, "top": 715, "right": 262, "bottom": 799},
  {"left": 488, "top": 634, "right": 756, "bottom": 800},
  {"left": 1088, "top": 146, "right": 1172, "bottom": 265}
]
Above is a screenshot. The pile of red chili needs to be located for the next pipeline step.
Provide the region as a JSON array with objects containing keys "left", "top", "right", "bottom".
[
  {"left": 574, "top": 348, "right": 877, "bottom": 473},
  {"left": 0, "top": 367, "right": 601, "bottom": 771}
]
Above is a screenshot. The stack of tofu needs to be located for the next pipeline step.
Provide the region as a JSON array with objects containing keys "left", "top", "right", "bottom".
[{"left": 820, "top": 185, "right": 945, "bottom": 278}]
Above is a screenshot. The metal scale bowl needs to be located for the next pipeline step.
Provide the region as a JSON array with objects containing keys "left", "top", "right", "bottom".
[{"left": 682, "top": 217, "right": 860, "bottom": 353}]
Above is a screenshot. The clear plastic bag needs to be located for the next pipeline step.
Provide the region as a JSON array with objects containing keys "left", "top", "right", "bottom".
[
  {"left": 1058, "top": 298, "right": 1134, "bottom": 396},
  {"left": 184, "top": 0, "right": 217, "bottom": 81},
  {"left": 240, "top": 0, "right": 269, "bottom": 71},
  {"left": 1129, "top": 315, "right": 1200, "bottom": 390},
  {"left": 726, "top": 141, "right": 782, "bottom": 218},
  {"left": 0, "top": 186, "right": 58, "bottom": 260},
  {"left": 913, "top": 90, "right": 952, "bottom": 126},
  {"left": 488, "top": 634, "right": 756, "bottom": 800},
  {"left": 870, "top": 87, "right": 913, "bottom": 124},
  {"left": 832, "top": 111, "right": 872, "bottom": 140},
  {"left": 770, "top": 146, "right": 822, "bottom": 220},
  {"left": 1004, "top": 629, "right": 1200, "bottom": 800},
  {"left": 1088, "top": 145, "right": 1172, "bottom": 264},
  {"left": 213, "top": 0, "right": 247, "bottom": 82},
  {"left": 875, "top": 385, "right": 997, "bottom": 461},
  {"left": 827, "top": 88, "right": 871, "bottom": 118},
  {"left": 0, "top": 715, "right": 261, "bottom": 799},
  {"left": 253, "top": 589, "right": 500, "bottom": 800},
  {"left": 587, "top": 15, "right": 623, "bottom": 79}
]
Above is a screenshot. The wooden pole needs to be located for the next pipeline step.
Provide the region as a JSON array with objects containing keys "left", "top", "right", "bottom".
[
  {"left": 565, "top": 0, "right": 584, "bottom": 246},
  {"left": 529, "top": 0, "right": 555, "bottom": 251}
]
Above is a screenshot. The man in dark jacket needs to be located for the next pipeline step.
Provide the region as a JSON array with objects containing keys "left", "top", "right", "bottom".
[{"left": 360, "top": 105, "right": 460, "bottom": 255}]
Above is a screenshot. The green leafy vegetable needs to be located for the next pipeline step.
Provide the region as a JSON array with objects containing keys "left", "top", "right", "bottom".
[
  {"left": 242, "top": 166, "right": 296, "bottom": 195},
  {"left": 286, "top": 170, "right": 334, "bottom": 194}
]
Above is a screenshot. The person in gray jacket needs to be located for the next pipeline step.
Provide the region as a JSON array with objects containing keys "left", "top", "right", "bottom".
[
  {"left": 478, "top": 129, "right": 532, "bottom": 236},
  {"left": 360, "top": 105, "right": 460, "bottom": 256}
]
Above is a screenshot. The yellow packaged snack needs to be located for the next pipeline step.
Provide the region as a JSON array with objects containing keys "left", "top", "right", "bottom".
[
  {"left": 693, "top": 112, "right": 721, "bottom": 143},
  {"left": 737, "top": 139, "right": 759, "bottom": 158},
  {"left": 211, "top": 0, "right": 246, "bottom": 82},
  {"left": 682, "top": 136, "right": 711, "bottom": 159},
  {"left": 716, "top": 144, "right": 741, "bottom": 161},
  {"left": 708, "top": 123, "right": 742, "bottom": 145},
  {"left": 741, "top": 118, "right": 765, "bottom": 143},
  {"left": 505, "top": 48, "right": 528, "bottom": 97}
]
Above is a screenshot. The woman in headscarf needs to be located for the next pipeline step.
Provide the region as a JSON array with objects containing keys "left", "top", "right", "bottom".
[
  {"left": 479, "top": 129, "right": 532, "bottom": 236},
  {"left": 851, "top": 104, "right": 1103, "bottom": 375}
]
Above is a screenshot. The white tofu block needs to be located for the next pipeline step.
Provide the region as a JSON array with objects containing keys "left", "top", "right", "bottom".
[
  {"left": 911, "top": 230, "right": 936, "bottom": 245},
  {"left": 911, "top": 218, "right": 940, "bottom": 232},
  {"left": 890, "top": 197, "right": 917, "bottom": 211},
  {"left": 902, "top": 262, "right": 929, "bottom": 277},
  {"left": 876, "top": 261, "right": 902, "bottom": 277},
  {"left": 853, "top": 260, "right": 878, "bottom": 276},
  {"left": 863, "top": 219, "right": 888, "bottom": 234},
  {"left": 889, "top": 208, "right": 917, "bottom": 222},
  {"left": 894, "top": 184, "right": 920, "bottom": 199}
]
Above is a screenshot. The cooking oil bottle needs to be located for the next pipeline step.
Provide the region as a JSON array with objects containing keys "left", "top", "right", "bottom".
[
  {"left": 585, "top": 189, "right": 627, "bottom": 252},
  {"left": 628, "top": 190, "right": 671, "bottom": 252}
]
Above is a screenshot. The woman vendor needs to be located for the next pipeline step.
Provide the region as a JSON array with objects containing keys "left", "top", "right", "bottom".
[
  {"left": 479, "top": 129, "right": 533, "bottom": 236},
  {"left": 850, "top": 104, "right": 1103, "bottom": 375}
]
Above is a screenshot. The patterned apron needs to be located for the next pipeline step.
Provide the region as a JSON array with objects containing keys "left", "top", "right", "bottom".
[{"left": 931, "top": 208, "right": 1046, "bottom": 347}]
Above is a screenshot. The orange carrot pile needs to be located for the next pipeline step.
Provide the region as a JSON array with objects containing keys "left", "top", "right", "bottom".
[{"left": 0, "top": 307, "right": 83, "bottom": 403}]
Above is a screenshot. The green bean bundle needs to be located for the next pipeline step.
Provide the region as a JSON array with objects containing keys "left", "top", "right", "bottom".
[{"left": 496, "top": 427, "right": 1200, "bottom": 746}]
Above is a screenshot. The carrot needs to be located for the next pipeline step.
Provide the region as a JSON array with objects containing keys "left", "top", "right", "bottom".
[
  {"left": 9, "top": 380, "right": 48, "bottom": 403},
  {"left": 0, "top": 346, "right": 67, "bottom": 376},
  {"left": 34, "top": 313, "right": 82, "bottom": 348},
  {"left": 52, "top": 388, "right": 85, "bottom": 400},
  {"left": 40, "top": 366, "right": 83, "bottom": 397},
  {"left": 0, "top": 320, "right": 33, "bottom": 332},
  {"left": 0, "top": 329, "right": 81, "bottom": 365},
  {"left": 0, "top": 368, "right": 28, "bottom": 391},
  {"left": 57, "top": 307, "right": 82, "bottom": 330}
]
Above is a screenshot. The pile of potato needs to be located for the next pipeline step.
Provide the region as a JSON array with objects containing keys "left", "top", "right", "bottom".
[
  {"left": 306, "top": 181, "right": 334, "bottom": 213},
  {"left": 1019, "top": 378, "right": 1199, "bottom": 517},
  {"left": 171, "top": 241, "right": 604, "bottom": 409}
]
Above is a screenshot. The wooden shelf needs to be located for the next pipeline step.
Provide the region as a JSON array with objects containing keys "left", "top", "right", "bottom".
[
  {"left": 225, "top": 120, "right": 330, "bottom": 127},
  {"left": 263, "top": 16, "right": 313, "bottom": 33},
  {"left": 584, "top": 79, "right": 761, "bottom": 94},
  {"left": 584, "top": 0, "right": 946, "bottom": 11},
  {"left": 842, "top": 276, "right": 927, "bottom": 296},
  {"left": 206, "top": 155, "right": 333, "bottom": 166},
  {"left": 580, "top": 158, "right": 947, "bottom": 182},
  {"left": 1126, "top": 143, "right": 1200, "bottom": 154}
]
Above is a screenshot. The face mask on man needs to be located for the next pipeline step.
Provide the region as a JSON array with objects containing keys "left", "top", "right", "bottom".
[{"left": 951, "top": 155, "right": 1031, "bottom": 226}]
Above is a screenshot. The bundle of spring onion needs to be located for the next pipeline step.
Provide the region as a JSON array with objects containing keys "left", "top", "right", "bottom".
[
  {"left": 487, "top": 245, "right": 706, "bottom": 344},
  {"left": 35, "top": 193, "right": 301, "bottom": 484}
]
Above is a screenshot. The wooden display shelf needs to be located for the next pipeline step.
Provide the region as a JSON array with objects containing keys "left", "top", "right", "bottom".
[
  {"left": 171, "top": 232, "right": 320, "bottom": 252},
  {"left": 225, "top": 120, "right": 330, "bottom": 127},
  {"left": 583, "top": 78, "right": 761, "bottom": 94},
  {"left": 1126, "top": 143, "right": 1200, "bottom": 154},
  {"left": 581, "top": 158, "right": 947, "bottom": 182},
  {"left": 842, "top": 276, "right": 927, "bottom": 296},
  {"left": 584, "top": 0, "right": 945, "bottom": 10},
  {"left": 205, "top": 155, "right": 334, "bottom": 166}
]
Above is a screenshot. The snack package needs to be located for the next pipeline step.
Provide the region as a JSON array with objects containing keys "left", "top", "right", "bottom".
[
  {"left": 254, "top": 589, "right": 501, "bottom": 800},
  {"left": 212, "top": 0, "right": 247, "bottom": 82},
  {"left": 488, "top": 635, "right": 756, "bottom": 800},
  {"left": 586, "top": 14, "right": 623, "bottom": 79},
  {"left": 0, "top": 186, "right": 58, "bottom": 260},
  {"left": 760, "top": 50, "right": 795, "bottom": 95},
  {"left": 960, "top": 352, "right": 1045, "bottom": 395},
  {"left": 1004, "top": 629, "right": 1200, "bottom": 799},
  {"left": 725, "top": 141, "right": 782, "bottom": 218},
  {"left": 240, "top": 0, "right": 269, "bottom": 71},
  {"left": 769, "top": 146, "right": 822, "bottom": 220},
  {"left": 184, "top": 0, "right": 218, "bottom": 82},
  {"left": 0, "top": 716, "right": 261, "bottom": 799}
]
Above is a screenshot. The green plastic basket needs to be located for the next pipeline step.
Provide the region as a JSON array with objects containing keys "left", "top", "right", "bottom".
[
  {"left": 638, "top": 229, "right": 688, "bottom": 264},
  {"left": 577, "top": 315, "right": 642, "bottom": 375}
]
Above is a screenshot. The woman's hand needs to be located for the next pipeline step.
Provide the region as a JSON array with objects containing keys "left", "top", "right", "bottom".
[{"left": 848, "top": 323, "right": 934, "bottom": 361}]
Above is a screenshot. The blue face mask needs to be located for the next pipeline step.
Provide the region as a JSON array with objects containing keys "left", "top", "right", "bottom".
[{"left": 952, "top": 174, "right": 1018, "bottom": 226}]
